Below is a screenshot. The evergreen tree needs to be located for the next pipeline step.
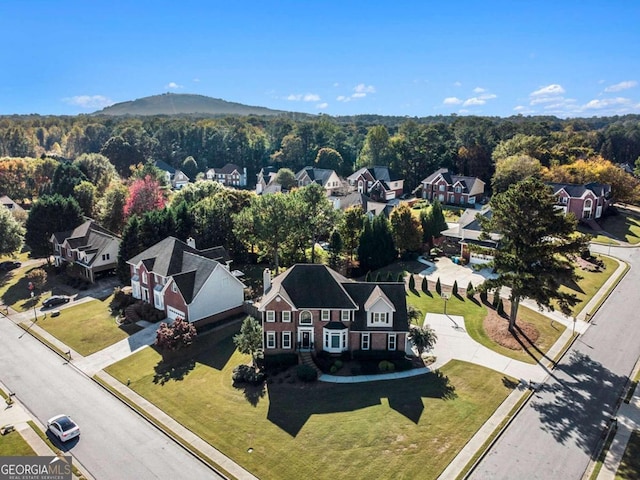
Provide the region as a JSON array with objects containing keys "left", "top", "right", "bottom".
[
  {"left": 25, "top": 195, "right": 83, "bottom": 257},
  {"left": 422, "top": 277, "right": 429, "bottom": 293},
  {"left": 365, "top": 271, "right": 372, "bottom": 282},
  {"left": 452, "top": 280, "right": 458, "bottom": 296},
  {"left": 385, "top": 272, "right": 393, "bottom": 282},
  {"left": 408, "top": 274, "right": 415, "bottom": 290},
  {"left": 172, "top": 201, "right": 194, "bottom": 241},
  {"left": 357, "top": 217, "right": 374, "bottom": 272},
  {"left": 479, "top": 177, "right": 587, "bottom": 330},
  {"left": 430, "top": 199, "right": 448, "bottom": 240},
  {"left": 375, "top": 272, "right": 383, "bottom": 282},
  {"left": 466, "top": 281, "right": 475, "bottom": 299},
  {"left": 435, "top": 277, "right": 442, "bottom": 296}
]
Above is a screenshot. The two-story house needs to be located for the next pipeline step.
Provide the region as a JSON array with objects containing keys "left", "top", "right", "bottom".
[
  {"left": 258, "top": 264, "right": 409, "bottom": 357},
  {"left": 295, "top": 167, "right": 342, "bottom": 194},
  {"left": 419, "top": 168, "right": 485, "bottom": 206},
  {"left": 50, "top": 220, "right": 120, "bottom": 283},
  {"left": 127, "top": 237, "right": 245, "bottom": 326},
  {"left": 154, "top": 160, "right": 190, "bottom": 189},
  {"left": 205, "top": 164, "right": 247, "bottom": 187},
  {"left": 256, "top": 166, "right": 281, "bottom": 194},
  {"left": 347, "top": 166, "right": 404, "bottom": 201},
  {"left": 440, "top": 207, "right": 501, "bottom": 264},
  {"left": 548, "top": 182, "right": 612, "bottom": 222}
]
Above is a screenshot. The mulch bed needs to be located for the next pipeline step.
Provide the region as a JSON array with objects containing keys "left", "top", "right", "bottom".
[{"left": 483, "top": 308, "right": 539, "bottom": 350}]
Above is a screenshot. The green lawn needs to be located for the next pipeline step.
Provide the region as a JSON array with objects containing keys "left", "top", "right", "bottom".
[
  {"left": 0, "top": 263, "right": 73, "bottom": 313},
  {"left": 105, "top": 326, "right": 516, "bottom": 480},
  {"left": 406, "top": 290, "right": 565, "bottom": 364},
  {"left": 35, "top": 295, "right": 132, "bottom": 356},
  {"left": 616, "top": 430, "right": 640, "bottom": 479},
  {"left": 600, "top": 211, "right": 640, "bottom": 245},
  {"left": 0, "top": 429, "right": 37, "bottom": 456},
  {"left": 558, "top": 255, "right": 618, "bottom": 316}
]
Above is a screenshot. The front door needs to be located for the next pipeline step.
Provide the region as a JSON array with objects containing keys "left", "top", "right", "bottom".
[{"left": 302, "top": 331, "right": 311, "bottom": 349}]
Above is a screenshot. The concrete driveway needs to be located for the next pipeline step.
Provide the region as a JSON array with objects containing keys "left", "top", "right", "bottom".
[{"left": 419, "top": 256, "right": 497, "bottom": 288}]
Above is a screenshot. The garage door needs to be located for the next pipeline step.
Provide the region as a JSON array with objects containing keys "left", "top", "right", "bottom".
[{"left": 167, "top": 306, "right": 186, "bottom": 321}]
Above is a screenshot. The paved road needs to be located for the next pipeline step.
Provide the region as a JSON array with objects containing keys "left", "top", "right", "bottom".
[
  {"left": 0, "top": 317, "right": 222, "bottom": 480},
  {"left": 470, "top": 244, "right": 640, "bottom": 480}
]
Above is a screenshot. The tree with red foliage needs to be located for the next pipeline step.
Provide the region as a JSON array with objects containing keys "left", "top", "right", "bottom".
[
  {"left": 124, "top": 175, "right": 166, "bottom": 219},
  {"left": 155, "top": 317, "right": 197, "bottom": 352}
]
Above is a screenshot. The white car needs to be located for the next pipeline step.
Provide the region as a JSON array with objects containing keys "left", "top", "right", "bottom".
[{"left": 47, "top": 414, "right": 80, "bottom": 442}]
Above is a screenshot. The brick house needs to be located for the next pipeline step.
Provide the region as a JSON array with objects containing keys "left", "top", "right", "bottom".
[
  {"left": 347, "top": 166, "right": 404, "bottom": 201},
  {"left": 50, "top": 220, "right": 120, "bottom": 283},
  {"left": 258, "top": 264, "right": 409, "bottom": 356},
  {"left": 441, "top": 207, "right": 501, "bottom": 264},
  {"left": 127, "top": 237, "right": 245, "bottom": 325},
  {"left": 548, "top": 182, "right": 612, "bottom": 222},
  {"left": 418, "top": 168, "right": 485, "bottom": 206}
]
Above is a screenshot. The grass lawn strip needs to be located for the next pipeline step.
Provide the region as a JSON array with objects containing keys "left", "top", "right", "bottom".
[
  {"left": 35, "top": 295, "right": 129, "bottom": 356},
  {"left": 0, "top": 429, "right": 37, "bottom": 456},
  {"left": 558, "top": 255, "right": 619, "bottom": 316},
  {"left": 106, "top": 333, "right": 516, "bottom": 480},
  {"left": 615, "top": 430, "right": 640, "bottom": 479},
  {"left": 600, "top": 211, "right": 640, "bottom": 245},
  {"left": 406, "top": 290, "right": 565, "bottom": 364},
  {"left": 0, "top": 263, "right": 72, "bottom": 313}
]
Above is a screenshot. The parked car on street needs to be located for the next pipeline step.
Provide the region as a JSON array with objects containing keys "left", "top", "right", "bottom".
[
  {"left": 0, "top": 261, "right": 21, "bottom": 271},
  {"left": 42, "top": 295, "right": 71, "bottom": 308},
  {"left": 47, "top": 414, "right": 80, "bottom": 442}
]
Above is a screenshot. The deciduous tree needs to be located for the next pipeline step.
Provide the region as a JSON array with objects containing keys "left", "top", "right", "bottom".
[
  {"left": 25, "top": 195, "right": 83, "bottom": 257},
  {"left": 390, "top": 203, "right": 423, "bottom": 254},
  {"left": 0, "top": 207, "right": 24, "bottom": 257},
  {"left": 155, "top": 317, "right": 197, "bottom": 352},
  {"left": 233, "top": 316, "right": 263, "bottom": 368},
  {"left": 124, "top": 175, "right": 167, "bottom": 220}
]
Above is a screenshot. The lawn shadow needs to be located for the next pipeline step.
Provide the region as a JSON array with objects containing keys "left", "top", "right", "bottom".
[
  {"left": 233, "top": 381, "right": 267, "bottom": 407},
  {"left": 501, "top": 376, "right": 521, "bottom": 389},
  {"left": 560, "top": 276, "right": 585, "bottom": 294},
  {"left": 153, "top": 356, "right": 196, "bottom": 385},
  {"left": 194, "top": 324, "right": 241, "bottom": 371},
  {"left": 511, "top": 323, "right": 554, "bottom": 366},
  {"left": 531, "top": 350, "right": 627, "bottom": 457},
  {"left": 267, "top": 370, "right": 456, "bottom": 436}
]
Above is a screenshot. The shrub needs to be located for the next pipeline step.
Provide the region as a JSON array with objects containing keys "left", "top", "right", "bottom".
[
  {"left": 393, "top": 357, "right": 414, "bottom": 371},
  {"left": 408, "top": 275, "right": 415, "bottom": 290},
  {"left": 435, "top": 277, "right": 442, "bottom": 296},
  {"left": 365, "top": 271, "right": 372, "bottom": 282},
  {"left": 352, "top": 350, "right": 405, "bottom": 361},
  {"left": 386, "top": 272, "right": 394, "bottom": 282},
  {"left": 466, "top": 281, "right": 474, "bottom": 298},
  {"left": 155, "top": 317, "right": 197, "bottom": 351},
  {"left": 296, "top": 364, "right": 318, "bottom": 382},
  {"left": 479, "top": 288, "right": 488, "bottom": 303},
  {"left": 378, "top": 360, "right": 395, "bottom": 373},
  {"left": 264, "top": 353, "right": 298, "bottom": 370},
  {"left": 396, "top": 272, "right": 404, "bottom": 283},
  {"left": 422, "top": 277, "right": 429, "bottom": 293},
  {"left": 330, "top": 365, "right": 338, "bottom": 374},
  {"left": 232, "top": 364, "right": 265, "bottom": 384},
  {"left": 333, "top": 360, "right": 343, "bottom": 370},
  {"left": 375, "top": 272, "right": 382, "bottom": 282},
  {"left": 452, "top": 280, "right": 458, "bottom": 296}
]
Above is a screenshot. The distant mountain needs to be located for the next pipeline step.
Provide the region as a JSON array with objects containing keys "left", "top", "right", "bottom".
[{"left": 93, "top": 93, "right": 291, "bottom": 117}]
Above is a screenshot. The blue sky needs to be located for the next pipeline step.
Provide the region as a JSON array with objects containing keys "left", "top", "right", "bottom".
[{"left": 2, "top": 1, "right": 639, "bottom": 118}]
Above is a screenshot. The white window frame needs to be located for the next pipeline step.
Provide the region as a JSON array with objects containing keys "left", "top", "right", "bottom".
[
  {"left": 371, "top": 312, "right": 390, "bottom": 325},
  {"left": 142, "top": 272, "right": 148, "bottom": 284},
  {"left": 282, "top": 332, "right": 292, "bottom": 349},
  {"left": 388, "top": 334, "right": 397, "bottom": 351},
  {"left": 321, "top": 310, "right": 330, "bottom": 321},
  {"left": 341, "top": 310, "right": 350, "bottom": 322},
  {"left": 361, "top": 333, "right": 370, "bottom": 350},
  {"left": 266, "top": 331, "right": 276, "bottom": 349},
  {"left": 171, "top": 283, "right": 178, "bottom": 293},
  {"left": 439, "top": 184, "right": 445, "bottom": 191},
  {"left": 299, "top": 311, "right": 312, "bottom": 325},
  {"left": 266, "top": 311, "right": 275, "bottom": 322},
  {"left": 282, "top": 311, "right": 291, "bottom": 323}
]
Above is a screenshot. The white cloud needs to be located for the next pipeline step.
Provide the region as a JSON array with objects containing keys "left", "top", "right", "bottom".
[
  {"left": 287, "top": 93, "right": 320, "bottom": 102},
  {"left": 583, "top": 97, "right": 632, "bottom": 109},
  {"left": 479, "top": 93, "right": 497, "bottom": 100},
  {"left": 463, "top": 97, "right": 486, "bottom": 106},
  {"left": 473, "top": 87, "right": 486, "bottom": 93},
  {"left": 443, "top": 97, "right": 463, "bottom": 105},
  {"left": 604, "top": 80, "right": 637, "bottom": 92},
  {"left": 333, "top": 82, "right": 340, "bottom": 87},
  {"left": 165, "top": 82, "right": 183, "bottom": 89},
  {"left": 453, "top": 81, "right": 462, "bottom": 87},
  {"left": 354, "top": 84, "right": 376, "bottom": 94},
  {"left": 513, "top": 106, "right": 526, "bottom": 111},
  {"left": 531, "top": 84, "right": 565, "bottom": 97},
  {"left": 352, "top": 92, "right": 367, "bottom": 98},
  {"left": 316, "top": 102, "right": 328, "bottom": 109},
  {"left": 63, "top": 95, "right": 114, "bottom": 109},
  {"left": 193, "top": 78, "right": 200, "bottom": 83},
  {"left": 336, "top": 95, "right": 350, "bottom": 102}
]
